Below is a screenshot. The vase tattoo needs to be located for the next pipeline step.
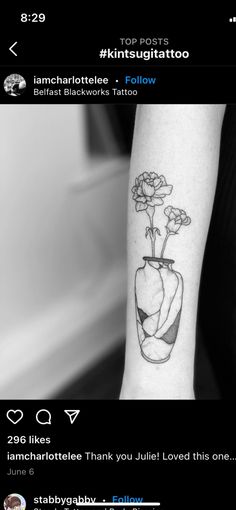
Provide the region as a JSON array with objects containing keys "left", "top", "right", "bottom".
[{"left": 132, "top": 172, "right": 191, "bottom": 363}]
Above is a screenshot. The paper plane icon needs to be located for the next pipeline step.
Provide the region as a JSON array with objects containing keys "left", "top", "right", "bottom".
[{"left": 64, "top": 409, "right": 80, "bottom": 424}]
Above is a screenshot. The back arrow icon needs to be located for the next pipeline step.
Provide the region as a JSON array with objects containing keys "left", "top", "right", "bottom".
[{"left": 9, "top": 42, "right": 18, "bottom": 56}]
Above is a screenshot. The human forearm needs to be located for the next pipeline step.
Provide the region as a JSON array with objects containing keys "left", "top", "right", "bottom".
[{"left": 120, "top": 104, "right": 226, "bottom": 399}]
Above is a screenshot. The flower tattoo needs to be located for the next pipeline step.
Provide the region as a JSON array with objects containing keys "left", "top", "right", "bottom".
[
  {"left": 131, "top": 171, "right": 173, "bottom": 257},
  {"left": 131, "top": 172, "right": 191, "bottom": 258},
  {"left": 164, "top": 206, "right": 191, "bottom": 234},
  {"left": 160, "top": 206, "right": 191, "bottom": 257},
  {"left": 132, "top": 171, "right": 173, "bottom": 212},
  {"left": 132, "top": 171, "right": 192, "bottom": 364}
]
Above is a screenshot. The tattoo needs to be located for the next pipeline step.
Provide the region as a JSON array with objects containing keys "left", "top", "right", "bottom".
[{"left": 132, "top": 172, "right": 191, "bottom": 363}]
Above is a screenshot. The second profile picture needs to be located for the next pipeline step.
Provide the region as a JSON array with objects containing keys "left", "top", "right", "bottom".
[
  {"left": 3, "top": 74, "right": 26, "bottom": 97},
  {"left": 3, "top": 494, "right": 26, "bottom": 510}
]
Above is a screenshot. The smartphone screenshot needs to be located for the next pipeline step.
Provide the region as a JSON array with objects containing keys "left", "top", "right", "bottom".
[{"left": 0, "top": 9, "right": 235, "bottom": 509}]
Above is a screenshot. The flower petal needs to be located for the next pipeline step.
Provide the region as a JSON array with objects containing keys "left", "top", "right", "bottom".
[
  {"left": 148, "top": 197, "right": 164, "bottom": 206},
  {"left": 154, "top": 185, "right": 173, "bottom": 196},
  {"left": 172, "top": 207, "right": 181, "bottom": 216},
  {"left": 183, "top": 216, "right": 191, "bottom": 226},
  {"left": 159, "top": 175, "right": 167, "bottom": 185},
  {"left": 136, "top": 202, "right": 147, "bottom": 212},
  {"left": 164, "top": 206, "right": 172, "bottom": 217},
  {"left": 136, "top": 196, "right": 147, "bottom": 203},
  {"left": 142, "top": 181, "right": 155, "bottom": 197},
  {"left": 153, "top": 177, "right": 161, "bottom": 189},
  {"left": 167, "top": 220, "right": 181, "bottom": 233},
  {"left": 150, "top": 172, "right": 157, "bottom": 179}
]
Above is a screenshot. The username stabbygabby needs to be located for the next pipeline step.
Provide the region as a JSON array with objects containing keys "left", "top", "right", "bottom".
[{"left": 34, "top": 76, "right": 109, "bottom": 85}]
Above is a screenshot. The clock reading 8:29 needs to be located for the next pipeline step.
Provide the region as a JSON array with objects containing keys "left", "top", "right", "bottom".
[{"left": 20, "top": 13, "right": 46, "bottom": 22}]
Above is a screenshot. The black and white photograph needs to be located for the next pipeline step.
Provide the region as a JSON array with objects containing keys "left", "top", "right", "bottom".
[{"left": 1, "top": 104, "right": 236, "bottom": 400}]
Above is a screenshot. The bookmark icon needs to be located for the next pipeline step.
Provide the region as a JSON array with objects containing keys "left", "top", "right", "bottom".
[{"left": 64, "top": 409, "right": 80, "bottom": 424}]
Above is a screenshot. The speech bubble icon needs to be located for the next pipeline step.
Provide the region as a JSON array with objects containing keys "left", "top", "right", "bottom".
[{"left": 36, "top": 409, "right": 52, "bottom": 425}]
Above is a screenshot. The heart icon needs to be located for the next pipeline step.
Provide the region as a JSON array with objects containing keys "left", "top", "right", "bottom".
[{"left": 6, "top": 409, "right": 24, "bottom": 424}]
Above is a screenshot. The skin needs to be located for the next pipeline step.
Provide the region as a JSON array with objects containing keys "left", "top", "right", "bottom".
[{"left": 120, "top": 104, "right": 226, "bottom": 399}]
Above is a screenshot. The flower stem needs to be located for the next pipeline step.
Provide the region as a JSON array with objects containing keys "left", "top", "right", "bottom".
[
  {"left": 151, "top": 237, "right": 155, "bottom": 257},
  {"left": 147, "top": 209, "right": 155, "bottom": 257},
  {"left": 160, "top": 233, "right": 170, "bottom": 258}
]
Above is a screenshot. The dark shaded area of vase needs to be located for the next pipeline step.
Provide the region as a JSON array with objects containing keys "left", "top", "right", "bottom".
[
  {"left": 137, "top": 307, "right": 151, "bottom": 339},
  {"left": 138, "top": 307, "right": 148, "bottom": 324},
  {"left": 162, "top": 310, "right": 181, "bottom": 344},
  {"left": 197, "top": 105, "right": 236, "bottom": 399},
  {"left": 138, "top": 306, "right": 181, "bottom": 345}
]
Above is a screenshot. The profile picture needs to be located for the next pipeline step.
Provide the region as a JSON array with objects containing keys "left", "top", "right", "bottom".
[
  {"left": 3, "top": 494, "right": 26, "bottom": 510},
  {"left": 3, "top": 74, "right": 26, "bottom": 96}
]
